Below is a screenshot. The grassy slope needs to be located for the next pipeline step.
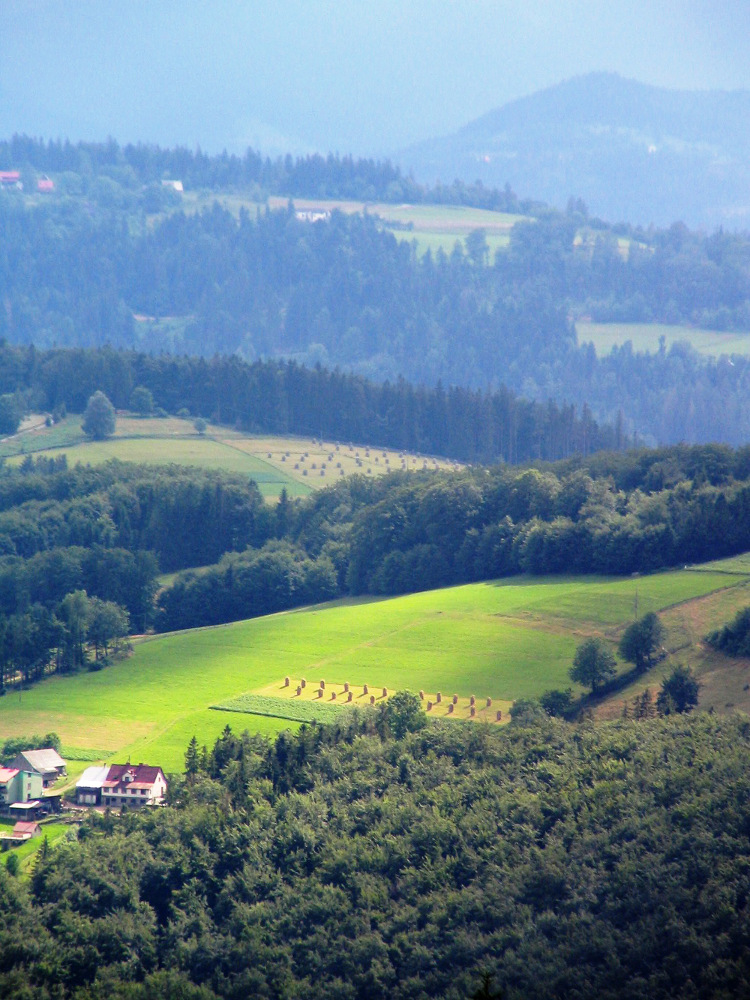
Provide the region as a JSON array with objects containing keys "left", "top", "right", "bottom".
[
  {"left": 0, "top": 567, "right": 745, "bottom": 773},
  {"left": 3, "top": 416, "right": 458, "bottom": 500},
  {"left": 578, "top": 321, "right": 750, "bottom": 358}
]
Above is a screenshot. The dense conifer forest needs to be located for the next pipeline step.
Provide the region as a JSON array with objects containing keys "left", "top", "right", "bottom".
[
  {"left": 2, "top": 138, "right": 750, "bottom": 443},
  {"left": 1, "top": 710, "right": 749, "bottom": 999}
]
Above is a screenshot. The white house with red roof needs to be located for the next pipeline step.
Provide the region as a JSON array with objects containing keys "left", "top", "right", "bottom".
[{"left": 101, "top": 763, "right": 167, "bottom": 808}]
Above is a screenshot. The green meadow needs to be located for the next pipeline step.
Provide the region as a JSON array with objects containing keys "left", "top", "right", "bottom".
[
  {"left": 577, "top": 320, "right": 750, "bottom": 358},
  {"left": 0, "top": 565, "right": 745, "bottom": 775}
]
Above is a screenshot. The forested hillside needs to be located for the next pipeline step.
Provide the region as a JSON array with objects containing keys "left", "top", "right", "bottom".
[
  {"left": 1, "top": 711, "right": 749, "bottom": 999},
  {"left": 402, "top": 72, "right": 750, "bottom": 229},
  {"left": 2, "top": 160, "right": 750, "bottom": 444},
  {"left": 0, "top": 344, "right": 618, "bottom": 465},
  {"left": 1, "top": 427, "right": 749, "bottom": 650}
]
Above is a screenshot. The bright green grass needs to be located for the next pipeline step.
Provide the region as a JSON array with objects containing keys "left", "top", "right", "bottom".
[
  {"left": 0, "top": 417, "right": 85, "bottom": 459},
  {"left": 0, "top": 821, "right": 72, "bottom": 872},
  {"left": 214, "top": 693, "right": 343, "bottom": 723},
  {"left": 0, "top": 567, "right": 743, "bottom": 773},
  {"left": 8, "top": 437, "right": 310, "bottom": 498},
  {"left": 577, "top": 321, "right": 750, "bottom": 358},
  {"left": 694, "top": 553, "right": 750, "bottom": 574}
]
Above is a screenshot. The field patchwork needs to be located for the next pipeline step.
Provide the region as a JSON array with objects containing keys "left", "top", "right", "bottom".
[
  {"left": 4, "top": 416, "right": 457, "bottom": 499},
  {"left": 1, "top": 564, "right": 748, "bottom": 774}
]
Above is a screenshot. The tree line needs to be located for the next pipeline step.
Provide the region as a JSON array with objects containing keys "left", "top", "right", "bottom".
[
  {"left": 3, "top": 187, "right": 750, "bottom": 445},
  {"left": 0, "top": 343, "right": 620, "bottom": 465},
  {"left": 1, "top": 709, "right": 749, "bottom": 998}
]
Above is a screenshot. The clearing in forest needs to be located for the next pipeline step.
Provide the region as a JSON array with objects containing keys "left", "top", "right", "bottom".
[
  {"left": 577, "top": 321, "right": 750, "bottom": 359},
  {"left": 1, "top": 562, "right": 748, "bottom": 775},
  {"left": 2, "top": 415, "right": 457, "bottom": 499}
]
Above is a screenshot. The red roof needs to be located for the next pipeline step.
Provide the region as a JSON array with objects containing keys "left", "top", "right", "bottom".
[
  {"left": 103, "top": 763, "right": 166, "bottom": 792},
  {"left": 0, "top": 768, "right": 19, "bottom": 782},
  {"left": 0, "top": 171, "right": 20, "bottom": 182},
  {"left": 12, "top": 821, "right": 39, "bottom": 835}
]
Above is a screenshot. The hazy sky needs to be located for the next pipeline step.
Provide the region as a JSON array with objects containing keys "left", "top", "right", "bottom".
[{"left": 2, "top": 0, "right": 749, "bottom": 156}]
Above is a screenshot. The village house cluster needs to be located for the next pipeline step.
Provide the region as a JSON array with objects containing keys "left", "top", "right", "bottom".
[{"left": 0, "top": 746, "right": 167, "bottom": 850}]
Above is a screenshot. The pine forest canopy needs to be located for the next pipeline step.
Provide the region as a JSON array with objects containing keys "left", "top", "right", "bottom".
[{"left": 1, "top": 136, "right": 750, "bottom": 447}]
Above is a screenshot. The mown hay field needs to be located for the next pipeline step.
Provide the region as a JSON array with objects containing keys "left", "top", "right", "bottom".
[
  {"left": 0, "top": 564, "right": 747, "bottom": 774},
  {"left": 3, "top": 415, "right": 458, "bottom": 499}
]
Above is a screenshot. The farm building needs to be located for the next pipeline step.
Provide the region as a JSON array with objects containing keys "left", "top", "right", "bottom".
[
  {"left": 75, "top": 765, "right": 111, "bottom": 805},
  {"left": 0, "top": 819, "right": 43, "bottom": 849},
  {"left": 10, "top": 749, "right": 67, "bottom": 787},
  {"left": 0, "top": 767, "right": 44, "bottom": 806},
  {"left": 36, "top": 174, "right": 54, "bottom": 192},
  {"left": 7, "top": 800, "right": 45, "bottom": 822},
  {"left": 10, "top": 820, "right": 41, "bottom": 841},
  {"left": 101, "top": 763, "right": 167, "bottom": 808},
  {"left": 0, "top": 170, "right": 22, "bottom": 189}
]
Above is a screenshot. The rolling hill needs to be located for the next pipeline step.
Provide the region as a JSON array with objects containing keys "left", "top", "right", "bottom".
[
  {"left": 400, "top": 72, "right": 750, "bottom": 229},
  {"left": 2, "top": 560, "right": 749, "bottom": 776}
]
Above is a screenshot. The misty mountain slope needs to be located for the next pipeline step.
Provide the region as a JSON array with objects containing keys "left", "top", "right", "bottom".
[{"left": 400, "top": 73, "right": 750, "bottom": 230}]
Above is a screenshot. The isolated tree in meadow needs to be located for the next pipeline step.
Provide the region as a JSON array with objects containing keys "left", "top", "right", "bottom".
[
  {"left": 657, "top": 665, "right": 700, "bottom": 715},
  {"left": 82, "top": 390, "right": 116, "bottom": 440},
  {"left": 129, "top": 385, "right": 154, "bottom": 416},
  {"left": 570, "top": 637, "right": 617, "bottom": 694},
  {"left": 618, "top": 612, "right": 665, "bottom": 674},
  {"left": 193, "top": 417, "right": 207, "bottom": 435}
]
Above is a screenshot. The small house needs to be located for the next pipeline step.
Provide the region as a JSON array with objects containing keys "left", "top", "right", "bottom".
[
  {"left": 36, "top": 174, "right": 54, "bottom": 192},
  {"left": 0, "top": 170, "right": 22, "bottom": 189},
  {"left": 11, "top": 820, "right": 41, "bottom": 841},
  {"left": 101, "top": 763, "right": 167, "bottom": 808},
  {"left": 0, "top": 767, "right": 43, "bottom": 806},
  {"left": 10, "top": 749, "right": 67, "bottom": 787},
  {"left": 75, "top": 765, "right": 110, "bottom": 805}
]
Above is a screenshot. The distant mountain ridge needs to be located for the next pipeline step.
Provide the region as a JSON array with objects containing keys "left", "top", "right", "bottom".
[{"left": 400, "top": 73, "right": 750, "bottom": 230}]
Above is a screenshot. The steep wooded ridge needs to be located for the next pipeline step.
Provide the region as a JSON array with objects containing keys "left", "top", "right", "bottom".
[
  {"left": 2, "top": 162, "right": 750, "bottom": 444},
  {"left": 401, "top": 72, "right": 750, "bottom": 229},
  {"left": 2, "top": 713, "right": 749, "bottom": 999}
]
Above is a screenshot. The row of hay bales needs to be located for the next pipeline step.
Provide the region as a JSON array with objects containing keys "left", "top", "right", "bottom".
[
  {"left": 282, "top": 677, "right": 503, "bottom": 721},
  {"left": 284, "top": 676, "right": 388, "bottom": 706}
]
